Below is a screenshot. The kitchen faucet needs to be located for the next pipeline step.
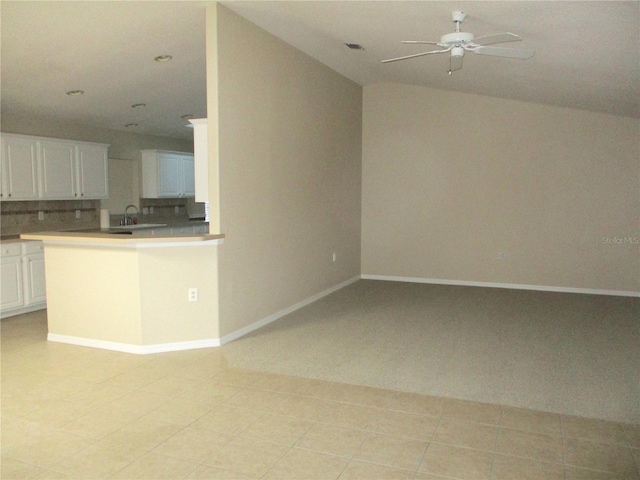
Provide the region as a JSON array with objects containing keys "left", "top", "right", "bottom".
[{"left": 121, "top": 205, "right": 139, "bottom": 226}]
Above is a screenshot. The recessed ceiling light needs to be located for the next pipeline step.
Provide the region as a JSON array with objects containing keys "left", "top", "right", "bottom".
[
  {"left": 344, "top": 43, "right": 365, "bottom": 50},
  {"left": 154, "top": 55, "right": 172, "bottom": 63},
  {"left": 66, "top": 90, "right": 84, "bottom": 96},
  {"left": 125, "top": 123, "right": 138, "bottom": 128},
  {"left": 131, "top": 103, "right": 146, "bottom": 109}
]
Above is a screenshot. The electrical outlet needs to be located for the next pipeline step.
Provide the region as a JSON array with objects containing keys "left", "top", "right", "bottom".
[
  {"left": 75, "top": 209, "right": 81, "bottom": 219},
  {"left": 497, "top": 252, "right": 507, "bottom": 260},
  {"left": 38, "top": 211, "right": 44, "bottom": 221},
  {"left": 332, "top": 252, "right": 336, "bottom": 263},
  {"left": 188, "top": 288, "right": 198, "bottom": 302}
]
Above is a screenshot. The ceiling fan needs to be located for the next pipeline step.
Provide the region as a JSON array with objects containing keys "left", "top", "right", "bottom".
[{"left": 382, "top": 11, "right": 535, "bottom": 75}]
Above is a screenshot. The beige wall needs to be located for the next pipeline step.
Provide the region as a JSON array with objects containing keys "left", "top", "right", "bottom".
[
  {"left": 44, "top": 245, "right": 143, "bottom": 344},
  {"left": 212, "top": 5, "right": 362, "bottom": 336},
  {"left": 138, "top": 246, "right": 219, "bottom": 345},
  {"left": 44, "top": 242, "right": 220, "bottom": 348},
  {"left": 362, "top": 83, "right": 640, "bottom": 293},
  {"left": 103, "top": 158, "right": 138, "bottom": 215}
]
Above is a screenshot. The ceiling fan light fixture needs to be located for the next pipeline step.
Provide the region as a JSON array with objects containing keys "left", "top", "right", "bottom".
[{"left": 451, "top": 46, "right": 464, "bottom": 57}]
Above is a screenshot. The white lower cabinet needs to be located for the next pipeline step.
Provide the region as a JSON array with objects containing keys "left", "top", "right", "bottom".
[
  {"left": 23, "top": 243, "right": 46, "bottom": 305},
  {"left": 1, "top": 245, "right": 24, "bottom": 311},
  {"left": 0, "top": 241, "right": 46, "bottom": 318}
]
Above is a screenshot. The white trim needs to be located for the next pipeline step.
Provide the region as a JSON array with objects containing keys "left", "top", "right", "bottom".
[
  {"left": 361, "top": 274, "right": 640, "bottom": 298},
  {"left": 47, "top": 333, "right": 220, "bottom": 354},
  {"left": 219, "top": 276, "right": 361, "bottom": 345}
]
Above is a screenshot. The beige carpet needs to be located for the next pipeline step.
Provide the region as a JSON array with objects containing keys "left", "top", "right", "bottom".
[{"left": 221, "top": 280, "right": 640, "bottom": 424}]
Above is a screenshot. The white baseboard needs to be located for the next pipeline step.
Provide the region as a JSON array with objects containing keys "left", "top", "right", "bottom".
[
  {"left": 47, "top": 276, "right": 361, "bottom": 353},
  {"left": 219, "top": 275, "right": 361, "bottom": 345},
  {"left": 361, "top": 274, "right": 640, "bottom": 298},
  {"left": 47, "top": 333, "right": 220, "bottom": 355}
]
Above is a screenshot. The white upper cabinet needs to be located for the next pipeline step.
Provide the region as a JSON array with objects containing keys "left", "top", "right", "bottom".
[
  {"left": 0, "top": 133, "right": 109, "bottom": 200},
  {"left": 189, "top": 118, "right": 209, "bottom": 203},
  {"left": 0, "top": 134, "right": 39, "bottom": 200},
  {"left": 40, "top": 138, "right": 76, "bottom": 198},
  {"left": 180, "top": 156, "right": 195, "bottom": 197},
  {"left": 158, "top": 153, "right": 182, "bottom": 197},
  {"left": 141, "top": 150, "right": 195, "bottom": 198},
  {"left": 76, "top": 142, "right": 109, "bottom": 199}
]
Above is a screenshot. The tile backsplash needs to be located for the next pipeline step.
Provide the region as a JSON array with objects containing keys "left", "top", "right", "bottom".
[
  {"left": 107, "top": 198, "right": 193, "bottom": 226},
  {"left": 1, "top": 198, "right": 206, "bottom": 237},
  {"left": 137, "top": 197, "right": 191, "bottom": 223},
  {"left": 1, "top": 200, "right": 100, "bottom": 237}
]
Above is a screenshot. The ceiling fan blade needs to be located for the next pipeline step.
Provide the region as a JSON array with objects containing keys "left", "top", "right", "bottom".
[
  {"left": 450, "top": 54, "right": 463, "bottom": 72},
  {"left": 473, "top": 46, "right": 535, "bottom": 59},
  {"left": 401, "top": 40, "right": 441, "bottom": 45},
  {"left": 472, "top": 33, "right": 522, "bottom": 46},
  {"left": 381, "top": 49, "right": 450, "bottom": 63}
]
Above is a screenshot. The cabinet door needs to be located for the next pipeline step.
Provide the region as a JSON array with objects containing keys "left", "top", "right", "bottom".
[
  {"left": 181, "top": 156, "right": 195, "bottom": 197},
  {"left": 76, "top": 143, "right": 109, "bottom": 199},
  {"left": 191, "top": 119, "right": 209, "bottom": 203},
  {"left": 40, "top": 139, "right": 76, "bottom": 199},
  {"left": 0, "top": 135, "right": 39, "bottom": 200},
  {"left": 157, "top": 154, "right": 181, "bottom": 197},
  {"left": 23, "top": 254, "right": 46, "bottom": 305},
  {"left": 1, "top": 256, "right": 24, "bottom": 311}
]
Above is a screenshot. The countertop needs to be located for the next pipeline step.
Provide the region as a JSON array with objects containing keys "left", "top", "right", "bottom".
[
  {"left": 1, "top": 236, "right": 35, "bottom": 243},
  {"left": 1, "top": 220, "right": 210, "bottom": 243},
  {"left": 20, "top": 230, "right": 224, "bottom": 247}
]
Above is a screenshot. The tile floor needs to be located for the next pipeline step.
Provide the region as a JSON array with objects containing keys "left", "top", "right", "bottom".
[{"left": 2, "top": 312, "right": 640, "bottom": 480}]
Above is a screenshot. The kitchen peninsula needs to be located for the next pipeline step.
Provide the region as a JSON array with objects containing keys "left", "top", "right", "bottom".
[{"left": 21, "top": 230, "right": 224, "bottom": 354}]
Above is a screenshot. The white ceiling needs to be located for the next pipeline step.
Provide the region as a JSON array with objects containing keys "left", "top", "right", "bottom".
[
  {"left": 2, "top": 1, "right": 638, "bottom": 141},
  {"left": 1, "top": 1, "right": 209, "bottom": 140}
]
